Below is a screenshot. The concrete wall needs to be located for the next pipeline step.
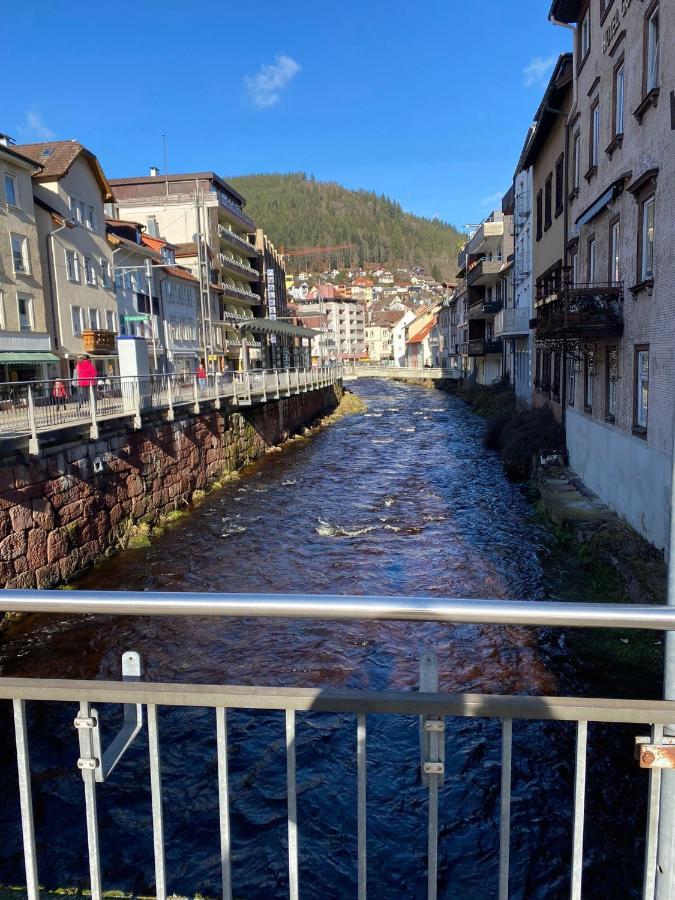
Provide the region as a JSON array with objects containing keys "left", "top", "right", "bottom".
[
  {"left": 0, "top": 385, "right": 341, "bottom": 589},
  {"left": 566, "top": 407, "right": 670, "bottom": 550}
]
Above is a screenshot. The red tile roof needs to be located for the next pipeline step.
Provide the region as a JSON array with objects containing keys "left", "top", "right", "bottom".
[{"left": 15, "top": 140, "right": 114, "bottom": 202}]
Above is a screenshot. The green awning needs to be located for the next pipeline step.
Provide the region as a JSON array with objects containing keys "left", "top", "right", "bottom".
[
  {"left": 0, "top": 352, "right": 60, "bottom": 364},
  {"left": 234, "top": 318, "right": 318, "bottom": 339}
]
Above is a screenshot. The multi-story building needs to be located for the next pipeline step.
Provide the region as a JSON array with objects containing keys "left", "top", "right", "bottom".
[
  {"left": 294, "top": 285, "right": 365, "bottom": 362},
  {"left": 497, "top": 170, "right": 534, "bottom": 403},
  {"left": 106, "top": 219, "right": 165, "bottom": 372},
  {"left": 16, "top": 140, "right": 118, "bottom": 378},
  {"left": 547, "top": 0, "right": 673, "bottom": 550},
  {"left": 0, "top": 137, "right": 57, "bottom": 382},
  {"left": 254, "top": 229, "right": 304, "bottom": 368},
  {"left": 406, "top": 305, "right": 439, "bottom": 369},
  {"left": 365, "top": 310, "right": 404, "bottom": 362},
  {"left": 456, "top": 210, "right": 512, "bottom": 385},
  {"left": 108, "top": 171, "right": 261, "bottom": 371},
  {"left": 391, "top": 307, "right": 417, "bottom": 367},
  {"left": 523, "top": 53, "right": 574, "bottom": 419}
]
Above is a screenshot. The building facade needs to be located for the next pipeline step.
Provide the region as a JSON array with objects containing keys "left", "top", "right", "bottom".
[
  {"left": 548, "top": 0, "right": 674, "bottom": 549},
  {"left": 0, "top": 138, "right": 56, "bottom": 383}
]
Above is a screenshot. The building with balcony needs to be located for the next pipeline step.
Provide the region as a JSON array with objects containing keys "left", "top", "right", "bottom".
[
  {"left": 522, "top": 53, "right": 573, "bottom": 419},
  {"left": 15, "top": 139, "right": 119, "bottom": 378},
  {"left": 106, "top": 219, "right": 165, "bottom": 373},
  {"left": 456, "top": 210, "right": 512, "bottom": 385},
  {"left": 294, "top": 286, "right": 365, "bottom": 363},
  {"left": 108, "top": 170, "right": 260, "bottom": 371},
  {"left": 497, "top": 171, "right": 534, "bottom": 403},
  {"left": 548, "top": 0, "right": 674, "bottom": 550},
  {"left": 0, "top": 137, "right": 58, "bottom": 382}
]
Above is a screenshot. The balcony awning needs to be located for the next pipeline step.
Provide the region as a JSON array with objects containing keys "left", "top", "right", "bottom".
[
  {"left": 0, "top": 352, "right": 60, "bottom": 364},
  {"left": 574, "top": 173, "right": 630, "bottom": 230},
  {"left": 234, "top": 318, "right": 318, "bottom": 339}
]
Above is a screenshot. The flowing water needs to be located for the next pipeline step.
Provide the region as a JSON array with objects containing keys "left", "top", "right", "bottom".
[{"left": 0, "top": 379, "right": 658, "bottom": 898}]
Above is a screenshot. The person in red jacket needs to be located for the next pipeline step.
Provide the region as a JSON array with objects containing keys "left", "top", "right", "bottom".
[{"left": 74, "top": 355, "right": 98, "bottom": 408}]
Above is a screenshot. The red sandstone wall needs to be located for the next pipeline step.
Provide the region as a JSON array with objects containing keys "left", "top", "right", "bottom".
[{"left": 0, "top": 387, "right": 340, "bottom": 589}]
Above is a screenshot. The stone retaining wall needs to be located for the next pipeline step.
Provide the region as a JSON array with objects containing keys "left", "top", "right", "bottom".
[{"left": 0, "top": 385, "right": 341, "bottom": 589}]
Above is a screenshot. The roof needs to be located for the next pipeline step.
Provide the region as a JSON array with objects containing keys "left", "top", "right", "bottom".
[
  {"left": 549, "top": 0, "right": 580, "bottom": 23},
  {"left": 407, "top": 318, "right": 436, "bottom": 344},
  {"left": 174, "top": 242, "right": 198, "bottom": 257},
  {"left": 0, "top": 142, "right": 43, "bottom": 173},
  {"left": 107, "top": 231, "right": 159, "bottom": 258},
  {"left": 520, "top": 54, "right": 574, "bottom": 170},
  {"left": 161, "top": 265, "right": 199, "bottom": 284},
  {"left": 108, "top": 171, "right": 246, "bottom": 206},
  {"left": 14, "top": 140, "right": 115, "bottom": 202}
]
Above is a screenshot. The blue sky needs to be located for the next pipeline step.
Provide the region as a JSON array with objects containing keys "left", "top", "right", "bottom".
[{"left": 5, "top": 1, "right": 569, "bottom": 230}]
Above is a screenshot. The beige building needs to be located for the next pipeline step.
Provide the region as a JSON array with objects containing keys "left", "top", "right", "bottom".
[
  {"left": 546, "top": 0, "right": 674, "bottom": 550},
  {"left": 15, "top": 140, "right": 118, "bottom": 378},
  {"left": 0, "top": 138, "right": 56, "bottom": 382},
  {"left": 365, "top": 310, "right": 404, "bottom": 362},
  {"left": 108, "top": 171, "right": 261, "bottom": 371}
]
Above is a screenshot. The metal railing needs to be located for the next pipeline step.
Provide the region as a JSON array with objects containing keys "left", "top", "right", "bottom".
[
  {"left": 342, "top": 364, "right": 458, "bottom": 380},
  {"left": 0, "top": 590, "right": 673, "bottom": 900},
  {"left": 0, "top": 367, "right": 341, "bottom": 452}
]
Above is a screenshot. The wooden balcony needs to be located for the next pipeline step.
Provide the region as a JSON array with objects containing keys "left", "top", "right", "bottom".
[{"left": 82, "top": 329, "right": 117, "bottom": 354}]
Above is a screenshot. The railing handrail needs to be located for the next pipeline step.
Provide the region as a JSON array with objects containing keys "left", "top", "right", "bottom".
[{"left": 0, "top": 590, "right": 672, "bottom": 630}]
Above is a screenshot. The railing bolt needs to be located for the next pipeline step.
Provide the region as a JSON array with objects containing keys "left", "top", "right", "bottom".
[{"left": 643, "top": 751, "right": 656, "bottom": 766}]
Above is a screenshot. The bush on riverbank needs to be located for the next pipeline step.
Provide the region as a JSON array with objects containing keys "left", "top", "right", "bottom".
[{"left": 484, "top": 405, "right": 566, "bottom": 481}]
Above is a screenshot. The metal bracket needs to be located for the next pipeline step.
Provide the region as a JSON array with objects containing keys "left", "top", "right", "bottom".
[
  {"left": 636, "top": 735, "right": 675, "bottom": 768},
  {"left": 419, "top": 649, "right": 445, "bottom": 785},
  {"left": 74, "top": 651, "right": 144, "bottom": 783}
]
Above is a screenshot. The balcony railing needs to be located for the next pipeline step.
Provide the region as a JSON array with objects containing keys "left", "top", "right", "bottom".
[
  {"left": 467, "top": 259, "right": 502, "bottom": 287},
  {"left": 0, "top": 590, "right": 673, "bottom": 900},
  {"left": 82, "top": 329, "right": 116, "bottom": 354},
  {"left": 218, "top": 254, "right": 260, "bottom": 281},
  {"left": 494, "top": 306, "right": 531, "bottom": 337},
  {"left": 215, "top": 190, "right": 256, "bottom": 229},
  {"left": 467, "top": 338, "right": 503, "bottom": 356},
  {"left": 535, "top": 282, "right": 624, "bottom": 340},
  {"left": 221, "top": 284, "right": 260, "bottom": 304},
  {"left": 218, "top": 226, "right": 258, "bottom": 256}
]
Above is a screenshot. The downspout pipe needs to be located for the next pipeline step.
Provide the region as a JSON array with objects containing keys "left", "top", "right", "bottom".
[{"left": 46, "top": 221, "right": 69, "bottom": 367}]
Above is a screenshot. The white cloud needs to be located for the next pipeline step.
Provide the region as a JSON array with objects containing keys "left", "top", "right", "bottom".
[
  {"left": 479, "top": 190, "right": 504, "bottom": 207},
  {"left": 244, "top": 55, "right": 300, "bottom": 109},
  {"left": 522, "top": 55, "right": 556, "bottom": 88},
  {"left": 17, "top": 109, "right": 55, "bottom": 141}
]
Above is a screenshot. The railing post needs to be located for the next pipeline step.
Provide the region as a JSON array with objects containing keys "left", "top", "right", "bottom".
[
  {"left": 419, "top": 650, "right": 443, "bottom": 900},
  {"left": 147, "top": 704, "right": 167, "bottom": 900},
  {"left": 88, "top": 383, "right": 99, "bottom": 440},
  {"left": 246, "top": 371, "right": 252, "bottom": 405},
  {"left": 13, "top": 699, "right": 39, "bottom": 900},
  {"left": 193, "top": 375, "right": 200, "bottom": 414},
  {"left": 286, "top": 368, "right": 291, "bottom": 397},
  {"left": 26, "top": 385, "right": 39, "bottom": 456},
  {"left": 274, "top": 369, "right": 280, "bottom": 399},
  {"left": 76, "top": 699, "right": 102, "bottom": 900},
  {"left": 132, "top": 379, "right": 142, "bottom": 430},
  {"left": 214, "top": 372, "right": 221, "bottom": 410},
  {"left": 166, "top": 376, "right": 175, "bottom": 422}
]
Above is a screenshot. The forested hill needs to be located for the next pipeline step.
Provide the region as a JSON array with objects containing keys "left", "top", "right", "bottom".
[{"left": 228, "top": 173, "right": 464, "bottom": 280}]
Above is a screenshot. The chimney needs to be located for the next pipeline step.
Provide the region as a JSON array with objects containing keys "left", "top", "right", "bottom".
[
  {"left": 150, "top": 166, "right": 159, "bottom": 177},
  {"left": 0, "top": 134, "right": 16, "bottom": 147}
]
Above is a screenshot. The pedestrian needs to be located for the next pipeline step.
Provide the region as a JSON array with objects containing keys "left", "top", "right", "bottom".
[
  {"left": 52, "top": 378, "right": 67, "bottom": 411},
  {"left": 196, "top": 362, "right": 207, "bottom": 393},
  {"left": 74, "top": 355, "right": 98, "bottom": 409}
]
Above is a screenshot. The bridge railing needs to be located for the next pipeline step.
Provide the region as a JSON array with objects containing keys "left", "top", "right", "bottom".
[
  {"left": 342, "top": 363, "right": 459, "bottom": 379},
  {"left": 0, "top": 590, "right": 672, "bottom": 900},
  {"left": 0, "top": 367, "right": 342, "bottom": 453}
]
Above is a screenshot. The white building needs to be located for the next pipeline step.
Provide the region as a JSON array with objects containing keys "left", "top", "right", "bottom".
[{"left": 391, "top": 308, "right": 416, "bottom": 366}]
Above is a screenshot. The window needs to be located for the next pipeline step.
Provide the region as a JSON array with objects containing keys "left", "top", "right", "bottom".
[
  {"left": 609, "top": 219, "right": 620, "bottom": 282},
  {"left": 584, "top": 353, "right": 594, "bottom": 410},
  {"left": 544, "top": 174, "right": 552, "bottom": 230},
  {"left": 614, "top": 62, "right": 625, "bottom": 136},
  {"left": 85, "top": 205, "right": 96, "bottom": 231},
  {"left": 646, "top": 5, "right": 659, "bottom": 92},
  {"left": 570, "top": 249, "right": 578, "bottom": 286},
  {"left": 555, "top": 155, "right": 564, "bottom": 217},
  {"left": 640, "top": 196, "right": 655, "bottom": 281},
  {"left": 605, "top": 346, "right": 618, "bottom": 421},
  {"left": 587, "top": 236, "right": 596, "bottom": 283},
  {"left": 17, "top": 295, "right": 33, "bottom": 332},
  {"left": 567, "top": 354, "right": 576, "bottom": 407},
  {"left": 536, "top": 189, "right": 543, "bottom": 241},
  {"left": 69, "top": 196, "right": 82, "bottom": 224},
  {"left": 100, "top": 259, "right": 111, "bottom": 288},
  {"left": 66, "top": 250, "right": 79, "bottom": 282},
  {"left": 573, "top": 132, "right": 581, "bottom": 191},
  {"left": 589, "top": 100, "right": 600, "bottom": 170},
  {"left": 580, "top": 10, "right": 590, "bottom": 60},
  {"left": 11, "top": 234, "right": 29, "bottom": 274},
  {"left": 634, "top": 346, "right": 649, "bottom": 432},
  {"left": 84, "top": 256, "right": 96, "bottom": 286},
  {"left": 105, "top": 310, "right": 116, "bottom": 332},
  {"left": 88, "top": 308, "right": 99, "bottom": 330},
  {"left": 4, "top": 172, "right": 18, "bottom": 207},
  {"left": 71, "top": 306, "right": 83, "bottom": 335}
]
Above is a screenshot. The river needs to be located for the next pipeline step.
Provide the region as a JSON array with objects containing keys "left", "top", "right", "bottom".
[{"left": 0, "top": 379, "right": 657, "bottom": 898}]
